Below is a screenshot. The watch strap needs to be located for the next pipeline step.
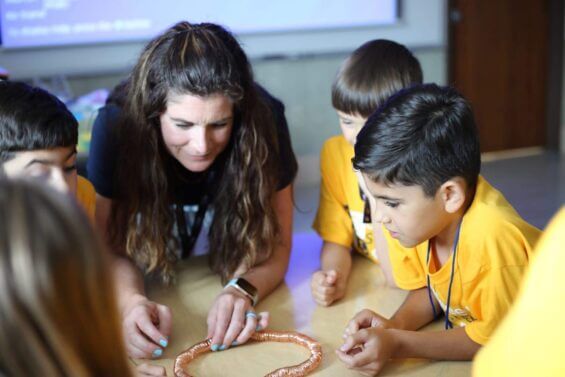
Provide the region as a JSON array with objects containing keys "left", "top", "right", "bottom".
[{"left": 224, "top": 278, "right": 258, "bottom": 306}]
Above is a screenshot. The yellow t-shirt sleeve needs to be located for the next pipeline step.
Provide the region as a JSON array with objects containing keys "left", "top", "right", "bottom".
[
  {"left": 464, "top": 221, "right": 534, "bottom": 345},
  {"left": 76, "top": 175, "right": 96, "bottom": 222},
  {"left": 465, "top": 265, "right": 526, "bottom": 345},
  {"left": 382, "top": 227, "right": 427, "bottom": 290},
  {"left": 312, "top": 139, "right": 353, "bottom": 248},
  {"left": 473, "top": 208, "right": 565, "bottom": 376}
]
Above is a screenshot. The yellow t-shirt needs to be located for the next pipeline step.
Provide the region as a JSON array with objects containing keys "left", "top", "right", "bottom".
[
  {"left": 473, "top": 207, "right": 565, "bottom": 376},
  {"left": 312, "top": 135, "right": 376, "bottom": 262},
  {"left": 76, "top": 175, "right": 96, "bottom": 222},
  {"left": 384, "top": 176, "right": 541, "bottom": 345}
]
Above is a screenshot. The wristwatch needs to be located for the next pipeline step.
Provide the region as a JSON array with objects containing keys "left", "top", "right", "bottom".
[{"left": 224, "top": 277, "right": 258, "bottom": 306}]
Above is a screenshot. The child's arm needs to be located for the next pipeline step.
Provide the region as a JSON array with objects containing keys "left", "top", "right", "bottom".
[
  {"left": 338, "top": 288, "right": 480, "bottom": 375},
  {"left": 337, "top": 326, "right": 480, "bottom": 376},
  {"left": 311, "top": 241, "right": 352, "bottom": 306},
  {"left": 389, "top": 326, "right": 481, "bottom": 359},
  {"left": 343, "top": 287, "right": 438, "bottom": 338},
  {"left": 389, "top": 287, "right": 440, "bottom": 330}
]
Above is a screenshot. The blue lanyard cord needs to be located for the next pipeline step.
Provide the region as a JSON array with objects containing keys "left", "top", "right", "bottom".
[{"left": 426, "top": 222, "right": 462, "bottom": 330}]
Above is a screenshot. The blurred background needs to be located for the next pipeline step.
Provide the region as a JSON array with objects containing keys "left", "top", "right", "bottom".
[{"left": 1, "top": 0, "right": 563, "bottom": 228}]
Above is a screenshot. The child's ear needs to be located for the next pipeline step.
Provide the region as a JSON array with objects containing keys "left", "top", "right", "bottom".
[{"left": 438, "top": 178, "right": 466, "bottom": 214}]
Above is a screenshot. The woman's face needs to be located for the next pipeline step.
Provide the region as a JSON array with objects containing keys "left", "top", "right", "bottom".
[{"left": 160, "top": 92, "right": 234, "bottom": 172}]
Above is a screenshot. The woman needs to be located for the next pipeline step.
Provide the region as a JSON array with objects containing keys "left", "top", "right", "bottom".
[
  {"left": 87, "top": 22, "right": 297, "bottom": 358},
  {"left": 0, "top": 179, "right": 165, "bottom": 376}
]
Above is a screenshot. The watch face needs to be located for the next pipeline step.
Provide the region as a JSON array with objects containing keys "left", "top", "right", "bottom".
[{"left": 237, "top": 278, "right": 258, "bottom": 297}]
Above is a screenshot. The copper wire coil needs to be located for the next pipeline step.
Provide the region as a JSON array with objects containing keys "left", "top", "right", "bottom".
[{"left": 174, "top": 330, "right": 323, "bottom": 377}]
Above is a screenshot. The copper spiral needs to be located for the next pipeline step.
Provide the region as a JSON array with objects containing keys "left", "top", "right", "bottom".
[{"left": 174, "top": 330, "right": 323, "bottom": 376}]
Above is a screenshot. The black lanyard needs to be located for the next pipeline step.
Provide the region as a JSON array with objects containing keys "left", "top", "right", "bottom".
[
  {"left": 358, "top": 185, "right": 372, "bottom": 224},
  {"left": 426, "top": 221, "right": 462, "bottom": 330},
  {"left": 174, "top": 172, "right": 216, "bottom": 259}
]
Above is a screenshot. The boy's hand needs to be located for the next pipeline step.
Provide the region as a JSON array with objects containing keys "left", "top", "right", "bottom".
[
  {"left": 343, "top": 309, "right": 396, "bottom": 339},
  {"left": 336, "top": 327, "right": 398, "bottom": 376},
  {"left": 311, "top": 269, "right": 346, "bottom": 306}
]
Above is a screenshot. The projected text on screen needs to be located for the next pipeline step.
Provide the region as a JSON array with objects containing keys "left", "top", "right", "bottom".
[{"left": 1, "top": 0, "right": 397, "bottom": 48}]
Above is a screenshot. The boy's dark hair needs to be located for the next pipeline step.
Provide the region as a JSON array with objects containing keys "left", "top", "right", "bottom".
[
  {"left": 353, "top": 84, "right": 481, "bottom": 197},
  {"left": 332, "top": 39, "right": 423, "bottom": 118},
  {"left": 0, "top": 81, "right": 78, "bottom": 162}
]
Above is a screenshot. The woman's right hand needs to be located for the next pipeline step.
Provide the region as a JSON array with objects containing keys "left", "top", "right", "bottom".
[{"left": 123, "top": 294, "right": 172, "bottom": 359}]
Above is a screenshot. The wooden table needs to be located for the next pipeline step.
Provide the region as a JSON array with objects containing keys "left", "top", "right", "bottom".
[{"left": 142, "top": 233, "right": 471, "bottom": 376}]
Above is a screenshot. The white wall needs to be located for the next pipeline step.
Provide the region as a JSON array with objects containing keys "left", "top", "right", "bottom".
[{"left": 0, "top": 0, "right": 446, "bottom": 79}]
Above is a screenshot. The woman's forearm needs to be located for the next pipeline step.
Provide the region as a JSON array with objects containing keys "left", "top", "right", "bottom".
[
  {"left": 237, "top": 184, "right": 293, "bottom": 302},
  {"left": 112, "top": 254, "right": 147, "bottom": 314}
]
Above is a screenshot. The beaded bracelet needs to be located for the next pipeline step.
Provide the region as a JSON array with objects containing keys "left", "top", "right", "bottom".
[{"left": 174, "top": 330, "right": 323, "bottom": 377}]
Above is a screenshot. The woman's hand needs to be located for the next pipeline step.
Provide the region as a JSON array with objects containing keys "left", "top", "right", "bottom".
[
  {"left": 135, "top": 363, "right": 167, "bottom": 376},
  {"left": 122, "top": 294, "right": 172, "bottom": 359},
  {"left": 207, "top": 287, "right": 269, "bottom": 351}
]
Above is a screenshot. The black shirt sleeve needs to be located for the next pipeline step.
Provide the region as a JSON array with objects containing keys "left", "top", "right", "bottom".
[
  {"left": 86, "top": 104, "right": 121, "bottom": 198},
  {"left": 256, "top": 84, "right": 298, "bottom": 190}
]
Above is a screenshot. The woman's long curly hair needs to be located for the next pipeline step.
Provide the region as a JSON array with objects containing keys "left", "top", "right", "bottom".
[{"left": 109, "top": 22, "right": 281, "bottom": 283}]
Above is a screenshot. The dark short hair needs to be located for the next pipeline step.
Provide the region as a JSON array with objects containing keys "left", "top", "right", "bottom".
[
  {"left": 332, "top": 39, "right": 423, "bottom": 118},
  {"left": 353, "top": 84, "right": 481, "bottom": 196},
  {"left": 0, "top": 81, "right": 78, "bottom": 162}
]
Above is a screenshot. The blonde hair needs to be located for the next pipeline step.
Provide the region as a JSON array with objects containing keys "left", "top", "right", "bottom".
[{"left": 0, "top": 179, "right": 133, "bottom": 376}]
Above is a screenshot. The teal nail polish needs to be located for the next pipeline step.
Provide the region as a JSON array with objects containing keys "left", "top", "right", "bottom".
[
  {"left": 256, "top": 325, "right": 263, "bottom": 332},
  {"left": 152, "top": 348, "right": 163, "bottom": 358},
  {"left": 232, "top": 341, "right": 238, "bottom": 346},
  {"left": 219, "top": 345, "right": 227, "bottom": 351},
  {"left": 159, "top": 339, "right": 168, "bottom": 348},
  {"left": 211, "top": 344, "right": 219, "bottom": 352}
]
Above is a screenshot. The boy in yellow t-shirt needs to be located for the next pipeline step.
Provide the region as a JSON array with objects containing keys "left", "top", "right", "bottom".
[
  {"left": 0, "top": 81, "right": 95, "bottom": 220},
  {"left": 311, "top": 40, "right": 423, "bottom": 306},
  {"left": 473, "top": 207, "right": 565, "bottom": 376},
  {"left": 336, "top": 84, "right": 540, "bottom": 375}
]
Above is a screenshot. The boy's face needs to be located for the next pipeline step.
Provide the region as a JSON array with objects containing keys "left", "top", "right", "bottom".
[
  {"left": 361, "top": 173, "right": 450, "bottom": 248},
  {"left": 2, "top": 146, "right": 78, "bottom": 194},
  {"left": 336, "top": 111, "right": 367, "bottom": 146}
]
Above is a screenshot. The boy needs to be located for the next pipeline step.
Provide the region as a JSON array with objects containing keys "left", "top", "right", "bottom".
[
  {"left": 337, "top": 84, "right": 540, "bottom": 375},
  {"left": 0, "top": 81, "right": 95, "bottom": 219},
  {"left": 311, "top": 40, "right": 423, "bottom": 306}
]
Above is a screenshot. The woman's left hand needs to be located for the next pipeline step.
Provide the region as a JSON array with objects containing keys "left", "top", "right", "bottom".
[
  {"left": 206, "top": 287, "right": 269, "bottom": 351},
  {"left": 135, "top": 363, "right": 167, "bottom": 376}
]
